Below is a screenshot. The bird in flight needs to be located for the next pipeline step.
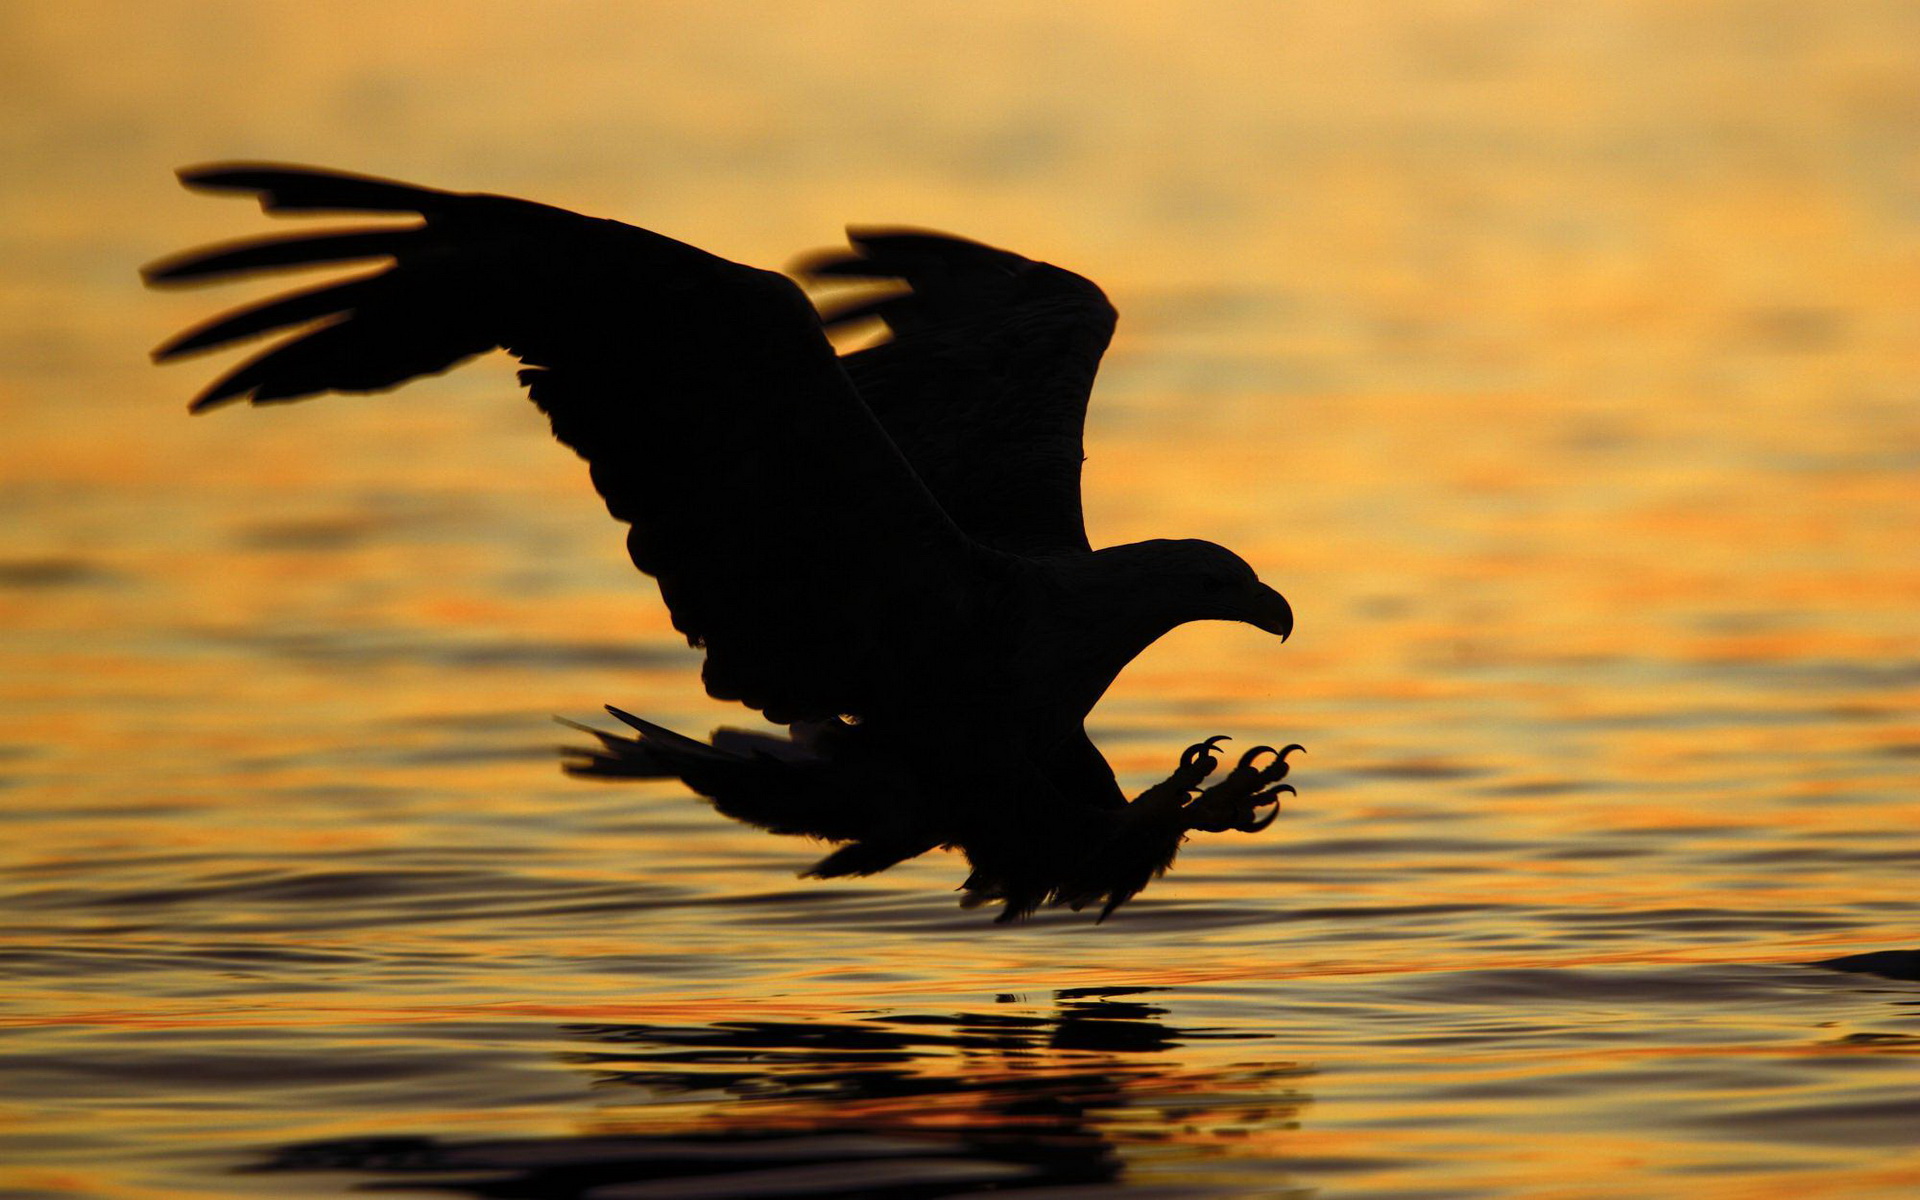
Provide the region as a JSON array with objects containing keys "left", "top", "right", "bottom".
[{"left": 145, "top": 164, "right": 1301, "bottom": 921}]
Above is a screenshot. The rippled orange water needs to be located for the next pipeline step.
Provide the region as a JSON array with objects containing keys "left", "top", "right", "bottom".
[{"left": 4, "top": 3, "right": 1917, "bottom": 1197}]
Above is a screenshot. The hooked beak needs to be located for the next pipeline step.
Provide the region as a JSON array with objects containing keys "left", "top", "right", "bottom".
[{"left": 1243, "top": 583, "right": 1294, "bottom": 642}]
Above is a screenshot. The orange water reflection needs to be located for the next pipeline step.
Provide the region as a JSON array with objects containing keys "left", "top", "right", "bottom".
[{"left": 5, "top": 2, "right": 1919, "bottom": 1197}]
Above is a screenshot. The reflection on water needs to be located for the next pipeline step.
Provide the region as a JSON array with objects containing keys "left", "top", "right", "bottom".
[
  {"left": 5, "top": 1, "right": 1920, "bottom": 1197},
  {"left": 255, "top": 991, "right": 1309, "bottom": 1198}
]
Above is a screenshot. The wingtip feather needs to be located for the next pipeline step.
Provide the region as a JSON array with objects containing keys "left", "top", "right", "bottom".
[
  {"left": 141, "top": 230, "right": 413, "bottom": 289},
  {"left": 173, "top": 162, "right": 455, "bottom": 215}
]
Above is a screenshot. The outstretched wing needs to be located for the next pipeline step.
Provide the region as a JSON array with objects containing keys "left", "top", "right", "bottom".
[
  {"left": 146, "top": 164, "right": 1002, "bottom": 725},
  {"left": 795, "top": 230, "right": 1117, "bottom": 558}
]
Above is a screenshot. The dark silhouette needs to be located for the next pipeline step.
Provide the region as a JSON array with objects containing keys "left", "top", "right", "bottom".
[
  {"left": 145, "top": 164, "right": 1301, "bottom": 920},
  {"left": 1815, "top": 949, "right": 1920, "bottom": 981},
  {"left": 246, "top": 992, "right": 1312, "bottom": 1198}
]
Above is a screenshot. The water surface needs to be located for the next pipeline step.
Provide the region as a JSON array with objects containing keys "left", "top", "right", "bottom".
[{"left": 4, "top": 3, "right": 1917, "bottom": 1196}]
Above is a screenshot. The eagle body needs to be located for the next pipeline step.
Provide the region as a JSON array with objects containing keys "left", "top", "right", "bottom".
[{"left": 147, "top": 165, "right": 1299, "bottom": 920}]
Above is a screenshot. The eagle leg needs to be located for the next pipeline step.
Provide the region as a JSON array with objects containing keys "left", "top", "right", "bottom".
[{"left": 1124, "top": 733, "right": 1229, "bottom": 819}]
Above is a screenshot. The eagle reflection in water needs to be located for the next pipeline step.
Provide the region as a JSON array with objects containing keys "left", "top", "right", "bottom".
[
  {"left": 248, "top": 991, "right": 1312, "bottom": 1198},
  {"left": 146, "top": 165, "right": 1303, "bottom": 920}
]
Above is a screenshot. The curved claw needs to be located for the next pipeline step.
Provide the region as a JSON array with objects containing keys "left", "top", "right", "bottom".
[
  {"left": 1237, "top": 804, "right": 1280, "bottom": 833},
  {"left": 1279, "top": 744, "right": 1306, "bottom": 761},
  {"left": 1226, "top": 745, "right": 1296, "bottom": 791},
  {"left": 1181, "top": 734, "right": 1232, "bottom": 770},
  {"left": 1235, "top": 783, "right": 1295, "bottom": 833},
  {"left": 1237, "top": 744, "right": 1279, "bottom": 769}
]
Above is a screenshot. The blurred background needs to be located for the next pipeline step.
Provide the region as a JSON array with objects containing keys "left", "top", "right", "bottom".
[{"left": 3, "top": 3, "right": 1917, "bottom": 1197}]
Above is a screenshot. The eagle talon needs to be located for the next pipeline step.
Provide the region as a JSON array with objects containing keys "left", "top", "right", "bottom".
[
  {"left": 1180, "top": 734, "right": 1232, "bottom": 773},
  {"left": 1237, "top": 805, "right": 1279, "bottom": 833},
  {"left": 1237, "top": 744, "right": 1279, "bottom": 771},
  {"left": 1184, "top": 745, "right": 1301, "bottom": 833}
]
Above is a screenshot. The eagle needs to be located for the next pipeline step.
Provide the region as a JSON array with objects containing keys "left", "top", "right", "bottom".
[{"left": 144, "top": 164, "right": 1301, "bottom": 921}]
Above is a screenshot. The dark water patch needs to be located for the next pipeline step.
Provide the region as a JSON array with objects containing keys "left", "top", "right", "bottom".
[
  {"left": 1825, "top": 702, "right": 1905, "bottom": 723},
  {"left": 1539, "top": 845, "right": 1653, "bottom": 860},
  {"left": 74, "top": 866, "right": 567, "bottom": 908},
  {"left": 239, "top": 741, "right": 567, "bottom": 773},
  {"left": 387, "top": 741, "right": 561, "bottom": 767},
  {"left": 699, "top": 886, "right": 908, "bottom": 911},
  {"left": 233, "top": 514, "right": 392, "bottom": 551},
  {"left": 1610, "top": 823, "right": 1758, "bottom": 839},
  {"left": 252, "top": 1132, "right": 1068, "bottom": 1199},
  {"left": 1701, "top": 658, "right": 1920, "bottom": 691},
  {"left": 706, "top": 890, "right": 1015, "bottom": 935},
  {"left": 1284, "top": 836, "right": 1531, "bottom": 858},
  {"left": 1709, "top": 845, "right": 1920, "bottom": 867},
  {"left": 0, "top": 1044, "right": 576, "bottom": 1125},
  {"left": 1690, "top": 610, "right": 1810, "bottom": 634},
  {"left": 0, "top": 556, "right": 121, "bottom": 588},
  {"left": 1563, "top": 704, "right": 1851, "bottom": 731},
  {"left": 1063, "top": 903, "right": 1293, "bottom": 934},
  {"left": 1823, "top": 1032, "right": 1920, "bottom": 1049},
  {"left": 5, "top": 848, "right": 220, "bottom": 877},
  {"left": 0, "top": 942, "right": 368, "bottom": 977},
  {"left": 1813, "top": 949, "right": 1920, "bottom": 982},
  {"left": 1545, "top": 907, "right": 1853, "bottom": 934},
  {"left": 733, "top": 892, "right": 1289, "bottom": 937},
  {"left": 1687, "top": 1086, "right": 1920, "bottom": 1147},
  {"left": 0, "top": 799, "right": 206, "bottom": 820},
  {"left": 399, "top": 708, "right": 577, "bottom": 732},
  {"left": 1279, "top": 903, "right": 1497, "bottom": 924},
  {"left": 1345, "top": 758, "right": 1487, "bottom": 781},
  {"left": 423, "top": 640, "right": 694, "bottom": 672},
  {"left": 9, "top": 866, "right": 694, "bottom": 935},
  {"left": 0, "top": 947, "right": 258, "bottom": 979},
  {"left": 279, "top": 782, "right": 414, "bottom": 805},
  {"left": 1475, "top": 777, "right": 1592, "bottom": 797},
  {"left": 268, "top": 888, "right": 692, "bottom": 933},
  {"left": 1383, "top": 964, "right": 1831, "bottom": 1009},
  {"left": 183, "top": 942, "right": 371, "bottom": 966},
  {"left": 1734, "top": 304, "right": 1847, "bottom": 353}
]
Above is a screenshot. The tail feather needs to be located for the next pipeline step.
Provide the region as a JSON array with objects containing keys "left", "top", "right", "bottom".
[
  {"left": 555, "top": 716, "right": 678, "bottom": 779},
  {"left": 602, "top": 706, "right": 736, "bottom": 762},
  {"left": 566, "top": 711, "right": 942, "bottom": 892},
  {"left": 804, "top": 837, "right": 939, "bottom": 879},
  {"left": 560, "top": 709, "right": 897, "bottom": 849}
]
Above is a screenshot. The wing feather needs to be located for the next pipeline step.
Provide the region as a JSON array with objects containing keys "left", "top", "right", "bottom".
[
  {"left": 149, "top": 164, "right": 1003, "bottom": 724},
  {"left": 142, "top": 229, "right": 416, "bottom": 285},
  {"left": 154, "top": 274, "right": 387, "bottom": 361},
  {"left": 796, "top": 229, "right": 1117, "bottom": 557}
]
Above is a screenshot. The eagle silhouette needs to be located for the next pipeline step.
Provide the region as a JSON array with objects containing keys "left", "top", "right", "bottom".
[{"left": 145, "top": 164, "right": 1300, "bottom": 921}]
